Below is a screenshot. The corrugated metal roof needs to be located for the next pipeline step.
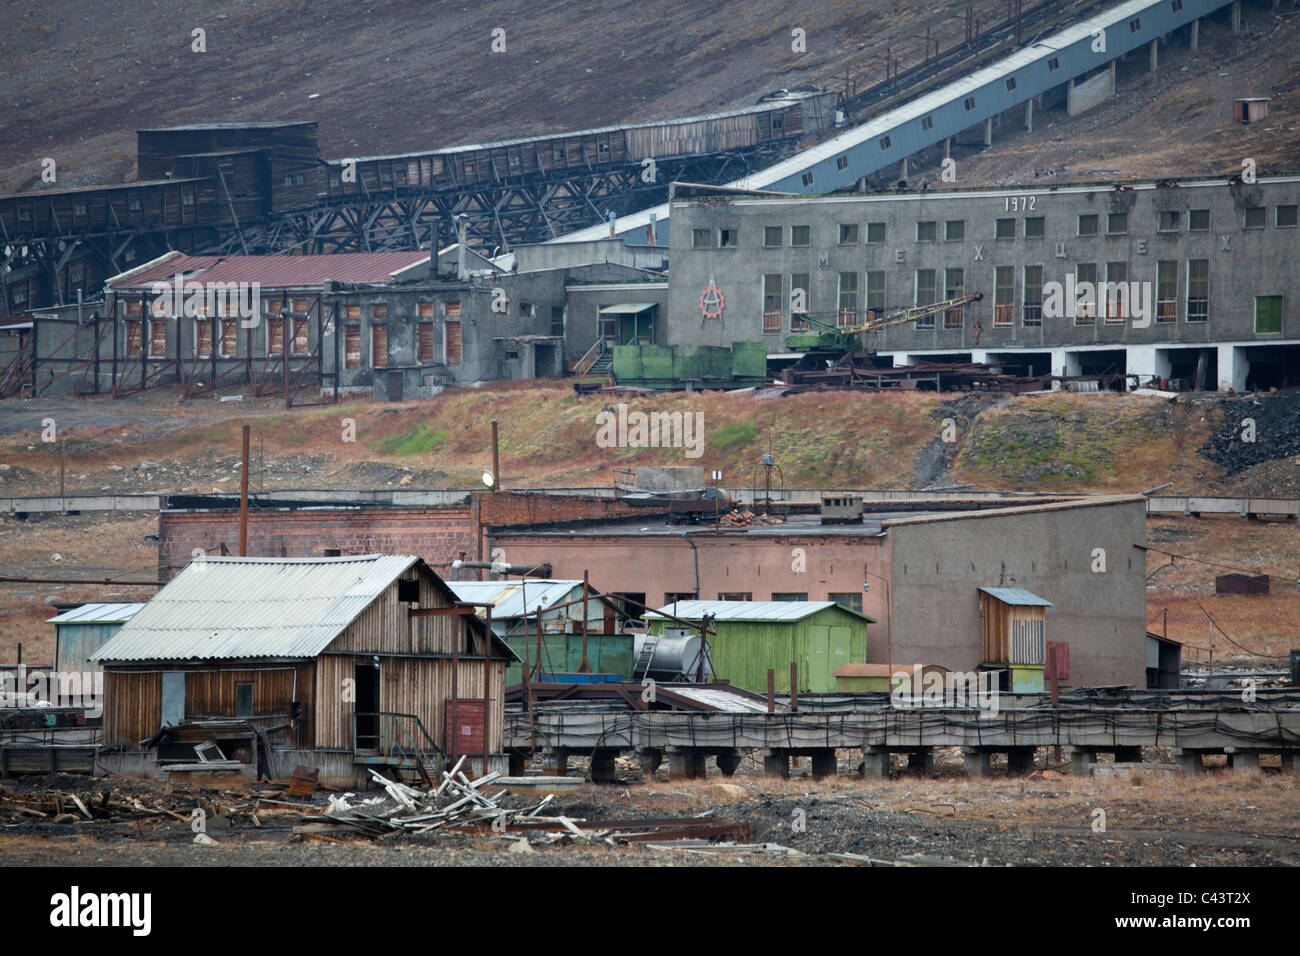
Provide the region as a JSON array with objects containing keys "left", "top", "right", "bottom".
[
  {"left": 447, "top": 580, "right": 587, "bottom": 619},
  {"left": 91, "top": 555, "right": 420, "bottom": 662},
  {"left": 47, "top": 603, "right": 146, "bottom": 625},
  {"left": 665, "top": 685, "right": 772, "bottom": 713},
  {"left": 978, "top": 587, "right": 1054, "bottom": 607},
  {"left": 645, "top": 599, "right": 873, "bottom": 623},
  {"left": 107, "top": 252, "right": 430, "bottom": 291},
  {"left": 597, "top": 303, "right": 657, "bottom": 314}
]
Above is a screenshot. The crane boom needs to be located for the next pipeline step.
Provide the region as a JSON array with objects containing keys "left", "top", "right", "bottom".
[{"left": 785, "top": 292, "right": 983, "bottom": 353}]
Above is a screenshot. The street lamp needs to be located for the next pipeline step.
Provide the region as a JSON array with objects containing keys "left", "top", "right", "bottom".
[{"left": 862, "top": 568, "right": 892, "bottom": 680}]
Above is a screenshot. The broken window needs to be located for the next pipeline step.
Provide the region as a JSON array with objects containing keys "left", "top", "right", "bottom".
[
  {"left": 763, "top": 274, "right": 783, "bottom": 333},
  {"left": 149, "top": 319, "right": 167, "bottom": 357},
  {"left": 963, "top": 96, "right": 976, "bottom": 111},
  {"left": 267, "top": 320, "right": 284, "bottom": 356},
  {"left": 838, "top": 223, "right": 859, "bottom": 245},
  {"left": 125, "top": 320, "right": 142, "bottom": 356},
  {"left": 829, "top": 592, "right": 863, "bottom": 613},
  {"left": 866, "top": 271, "right": 885, "bottom": 316},
  {"left": 994, "top": 266, "right": 1014, "bottom": 327},
  {"left": 195, "top": 319, "right": 213, "bottom": 358},
  {"left": 1005, "top": 77, "right": 1018, "bottom": 92},
  {"left": 838, "top": 272, "right": 858, "bottom": 326},
  {"left": 292, "top": 318, "right": 309, "bottom": 354},
  {"left": 220, "top": 319, "right": 238, "bottom": 357},
  {"left": 664, "top": 591, "right": 697, "bottom": 605},
  {"left": 1105, "top": 262, "right": 1128, "bottom": 323},
  {"left": 879, "top": 136, "right": 892, "bottom": 151},
  {"left": 1187, "top": 259, "right": 1209, "bottom": 322},
  {"left": 1075, "top": 264, "right": 1097, "bottom": 324},
  {"left": 344, "top": 325, "right": 361, "bottom": 369},
  {"left": 418, "top": 322, "right": 435, "bottom": 363},
  {"left": 1156, "top": 260, "right": 1178, "bottom": 322},
  {"left": 801, "top": 171, "right": 814, "bottom": 187},
  {"left": 1023, "top": 266, "right": 1043, "bottom": 327},
  {"left": 718, "top": 228, "right": 738, "bottom": 248},
  {"left": 789, "top": 273, "right": 810, "bottom": 330},
  {"left": 836, "top": 155, "right": 849, "bottom": 170},
  {"left": 1158, "top": 210, "right": 1180, "bottom": 232},
  {"left": 944, "top": 268, "right": 965, "bottom": 328},
  {"left": 915, "top": 269, "right": 937, "bottom": 328},
  {"left": 921, "top": 115, "right": 934, "bottom": 131}
]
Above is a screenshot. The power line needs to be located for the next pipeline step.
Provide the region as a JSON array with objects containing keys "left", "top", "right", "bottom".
[{"left": 1137, "top": 544, "right": 1299, "bottom": 585}]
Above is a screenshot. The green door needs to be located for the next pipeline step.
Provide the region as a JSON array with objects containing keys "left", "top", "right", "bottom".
[
  {"left": 808, "top": 625, "right": 830, "bottom": 691},
  {"left": 828, "top": 626, "right": 852, "bottom": 688}
]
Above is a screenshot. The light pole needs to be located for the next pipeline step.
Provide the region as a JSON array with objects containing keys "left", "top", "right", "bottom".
[{"left": 862, "top": 569, "right": 892, "bottom": 679}]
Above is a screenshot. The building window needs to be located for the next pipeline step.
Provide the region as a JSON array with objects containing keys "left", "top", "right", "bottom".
[
  {"left": 220, "top": 319, "right": 238, "bottom": 357},
  {"left": 1005, "top": 77, "right": 1018, "bottom": 92},
  {"left": 445, "top": 320, "right": 461, "bottom": 366},
  {"left": 1047, "top": 56, "right": 1060, "bottom": 71},
  {"left": 866, "top": 222, "right": 886, "bottom": 244},
  {"left": 1105, "top": 262, "right": 1127, "bottom": 323},
  {"left": 866, "top": 271, "right": 885, "bottom": 316},
  {"left": 1157, "top": 260, "right": 1178, "bottom": 322},
  {"left": 1107, "top": 212, "right": 1128, "bottom": 235},
  {"left": 551, "top": 306, "right": 564, "bottom": 338},
  {"left": 1129, "top": 16, "right": 1142, "bottom": 32},
  {"left": 717, "top": 592, "right": 752, "bottom": 601},
  {"left": 839, "top": 223, "right": 859, "bottom": 245},
  {"left": 916, "top": 220, "right": 937, "bottom": 242},
  {"left": 836, "top": 155, "right": 849, "bottom": 170},
  {"left": 73, "top": 202, "right": 87, "bottom": 216},
  {"left": 181, "top": 188, "right": 195, "bottom": 206},
  {"left": 1171, "top": 0, "right": 1183, "bottom": 11},
  {"left": 944, "top": 268, "right": 964, "bottom": 328},
  {"left": 371, "top": 325, "right": 388, "bottom": 368},
  {"left": 1158, "top": 210, "right": 1180, "bottom": 232},
  {"left": 128, "top": 196, "right": 141, "bottom": 212},
  {"left": 829, "top": 592, "right": 863, "bottom": 613},
  {"left": 995, "top": 217, "right": 1015, "bottom": 240},
  {"left": 1188, "top": 209, "right": 1210, "bottom": 231},
  {"left": 838, "top": 272, "right": 858, "bottom": 327},
  {"left": 692, "top": 228, "right": 712, "bottom": 249},
  {"left": 790, "top": 273, "right": 810, "bottom": 330},
  {"left": 345, "top": 305, "right": 361, "bottom": 320},
  {"left": 763, "top": 274, "right": 783, "bottom": 333},
  {"left": 444, "top": 301, "right": 461, "bottom": 316},
  {"left": 921, "top": 116, "right": 934, "bottom": 131},
  {"left": 148, "top": 319, "right": 167, "bottom": 357},
  {"left": 915, "top": 269, "right": 937, "bottom": 328},
  {"left": 1077, "top": 214, "right": 1099, "bottom": 237},
  {"left": 801, "top": 171, "right": 815, "bottom": 187},
  {"left": 418, "top": 302, "right": 434, "bottom": 318},
  {"left": 1278, "top": 205, "right": 1299, "bottom": 228},
  {"left": 790, "top": 225, "right": 811, "bottom": 247},
  {"left": 1023, "top": 265, "right": 1043, "bottom": 327},
  {"left": 267, "top": 320, "right": 284, "bottom": 356},
  {"left": 1075, "top": 264, "right": 1097, "bottom": 324},
  {"left": 945, "top": 220, "right": 965, "bottom": 241},
  {"left": 764, "top": 226, "right": 783, "bottom": 247},
  {"left": 1187, "top": 259, "right": 1209, "bottom": 322},
  {"left": 292, "top": 318, "right": 309, "bottom": 355},
  {"left": 719, "top": 228, "right": 738, "bottom": 248},
  {"left": 125, "top": 320, "right": 143, "bottom": 356},
  {"left": 235, "top": 682, "right": 253, "bottom": 718},
  {"left": 963, "top": 96, "right": 976, "bottom": 111},
  {"left": 1255, "top": 296, "right": 1283, "bottom": 333},
  {"left": 1244, "top": 207, "right": 1266, "bottom": 229},
  {"left": 879, "top": 136, "right": 892, "bottom": 151},
  {"left": 370, "top": 303, "right": 387, "bottom": 318},
  {"left": 1024, "top": 216, "right": 1045, "bottom": 239},
  {"left": 518, "top": 301, "right": 534, "bottom": 317},
  {"left": 994, "top": 266, "right": 1014, "bottom": 327},
  {"left": 124, "top": 299, "right": 141, "bottom": 316},
  {"left": 664, "top": 591, "right": 697, "bottom": 605},
  {"left": 772, "top": 592, "right": 808, "bottom": 601}
]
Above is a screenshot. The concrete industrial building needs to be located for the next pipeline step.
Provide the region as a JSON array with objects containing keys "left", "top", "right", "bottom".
[
  {"left": 488, "top": 495, "right": 1149, "bottom": 688},
  {"left": 664, "top": 176, "right": 1300, "bottom": 391}
]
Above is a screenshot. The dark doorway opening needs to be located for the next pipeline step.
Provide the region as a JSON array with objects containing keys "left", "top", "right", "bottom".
[{"left": 354, "top": 662, "right": 380, "bottom": 750}]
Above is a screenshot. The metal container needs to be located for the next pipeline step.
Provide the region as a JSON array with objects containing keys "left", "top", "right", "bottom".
[{"left": 633, "top": 630, "right": 714, "bottom": 682}]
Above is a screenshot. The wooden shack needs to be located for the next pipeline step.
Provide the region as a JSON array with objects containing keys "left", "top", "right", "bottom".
[
  {"left": 1233, "top": 98, "right": 1270, "bottom": 125},
  {"left": 91, "top": 555, "right": 516, "bottom": 786},
  {"left": 978, "top": 587, "right": 1052, "bottom": 693}
]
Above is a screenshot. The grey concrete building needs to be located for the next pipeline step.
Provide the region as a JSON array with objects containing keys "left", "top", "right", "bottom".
[{"left": 665, "top": 176, "right": 1300, "bottom": 391}]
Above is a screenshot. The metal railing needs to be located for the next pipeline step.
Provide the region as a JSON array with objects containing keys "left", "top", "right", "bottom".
[
  {"left": 351, "top": 711, "right": 443, "bottom": 768},
  {"left": 573, "top": 339, "right": 605, "bottom": 374}
]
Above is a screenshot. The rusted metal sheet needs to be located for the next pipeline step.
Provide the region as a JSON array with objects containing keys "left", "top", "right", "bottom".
[
  {"left": 1215, "top": 573, "right": 1269, "bottom": 595},
  {"left": 447, "top": 698, "right": 486, "bottom": 755}
]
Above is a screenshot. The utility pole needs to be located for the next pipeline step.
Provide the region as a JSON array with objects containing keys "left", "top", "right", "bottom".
[{"left": 239, "top": 425, "right": 250, "bottom": 556}]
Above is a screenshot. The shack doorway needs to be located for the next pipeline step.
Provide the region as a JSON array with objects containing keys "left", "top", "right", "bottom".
[{"left": 354, "top": 662, "right": 380, "bottom": 751}]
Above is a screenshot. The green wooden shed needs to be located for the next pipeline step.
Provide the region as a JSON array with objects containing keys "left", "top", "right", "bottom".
[
  {"left": 644, "top": 600, "right": 874, "bottom": 694},
  {"left": 47, "top": 602, "right": 145, "bottom": 707}
]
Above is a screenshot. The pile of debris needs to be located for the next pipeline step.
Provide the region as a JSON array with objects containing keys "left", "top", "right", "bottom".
[
  {"left": 298, "top": 759, "right": 752, "bottom": 847},
  {"left": 715, "top": 509, "right": 785, "bottom": 527},
  {"left": 0, "top": 780, "right": 314, "bottom": 828}
]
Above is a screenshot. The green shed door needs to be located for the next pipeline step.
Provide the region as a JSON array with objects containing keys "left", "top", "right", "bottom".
[
  {"left": 828, "top": 626, "right": 851, "bottom": 684},
  {"left": 808, "top": 625, "right": 830, "bottom": 691}
]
